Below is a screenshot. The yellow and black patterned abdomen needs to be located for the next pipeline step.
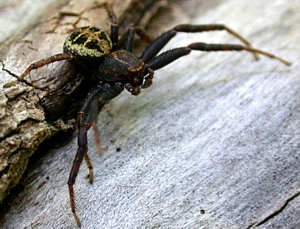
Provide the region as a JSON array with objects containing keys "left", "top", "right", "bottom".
[{"left": 63, "top": 26, "right": 112, "bottom": 62}]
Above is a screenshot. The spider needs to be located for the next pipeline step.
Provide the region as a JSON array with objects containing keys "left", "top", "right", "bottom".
[{"left": 4, "top": 3, "right": 291, "bottom": 227}]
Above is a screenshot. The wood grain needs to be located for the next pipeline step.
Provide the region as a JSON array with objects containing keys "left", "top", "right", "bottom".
[{"left": 1, "top": 0, "right": 299, "bottom": 228}]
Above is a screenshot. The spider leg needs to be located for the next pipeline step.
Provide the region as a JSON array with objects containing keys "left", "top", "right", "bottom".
[
  {"left": 84, "top": 152, "right": 94, "bottom": 183},
  {"left": 147, "top": 43, "right": 291, "bottom": 71},
  {"left": 3, "top": 53, "right": 72, "bottom": 87},
  {"left": 102, "top": 3, "right": 118, "bottom": 50},
  {"left": 92, "top": 120, "right": 103, "bottom": 156},
  {"left": 119, "top": 26, "right": 153, "bottom": 52},
  {"left": 141, "top": 30, "right": 176, "bottom": 63},
  {"left": 87, "top": 3, "right": 152, "bottom": 52},
  {"left": 173, "top": 24, "right": 260, "bottom": 60},
  {"left": 68, "top": 82, "right": 124, "bottom": 227},
  {"left": 141, "top": 23, "right": 292, "bottom": 63}
]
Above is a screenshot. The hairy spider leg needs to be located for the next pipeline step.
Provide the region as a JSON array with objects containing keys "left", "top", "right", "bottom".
[
  {"left": 173, "top": 24, "right": 260, "bottom": 60},
  {"left": 68, "top": 82, "right": 124, "bottom": 227},
  {"left": 119, "top": 26, "right": 153, "bottom": 52},
  {"left": 188, "top": 43, "right": 291, "bottom": 65},
  {"left": 101, "top": 3, "right": 118, "bottom": 50},
  {"left": 146, "top": 43, "right": 291, "bottom": 71},
  {"left": 102, "top": 3, "right": 153, "bottom": 52},
  {"left": 3, "top": 53, "right": 73, "bottom": 88},
  {"left": 141, "top": 28, "right": 291, "bottom": 67},
  {"left": 91, "top": 120, "right": 103, "bottom": 156},
  {"left": 83, "top": 152, "right": 93, "bottom": 183},
  {"left": 141, "top": 30, "right": 176, "bottom": 62},
  {"left": 140, "top": 24, "right": 291, "bottom": 63}
]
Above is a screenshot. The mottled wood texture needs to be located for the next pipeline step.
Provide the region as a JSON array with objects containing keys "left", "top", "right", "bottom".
[
  {"left": 0, "top": 0, "right": 164, "bottom": 204},
  {"left": 1, "top": 0, "right": 299, "bottom": 228}
]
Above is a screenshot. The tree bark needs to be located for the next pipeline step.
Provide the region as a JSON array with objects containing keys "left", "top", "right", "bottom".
[
  {"left": 0, "top": 0, "right": 165, "bottom": 204},
  {"left": 1, "top": 0, "right": 299, "bottom": 228}
]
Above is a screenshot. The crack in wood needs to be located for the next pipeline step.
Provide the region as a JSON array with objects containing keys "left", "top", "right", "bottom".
[{"left": 247, "top": 190, "right": 300, "bottom": 228}]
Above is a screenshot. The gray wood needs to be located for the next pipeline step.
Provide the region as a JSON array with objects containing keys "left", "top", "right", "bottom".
[
  {"left": 0, "top": 0, "right": 163, "bottom": 204},
  {"left": 1, "top": 0, "right": 299, "bottom": 228}
]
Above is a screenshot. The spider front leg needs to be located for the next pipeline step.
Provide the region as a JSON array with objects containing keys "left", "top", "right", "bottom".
[
  {"left": 141, "top": 24, "right": 257, "bottom": 62},
  {"left": 173, "top": 24, "right": 260, "bottom": 60},
  {"left": 141, "top": 24, "right": 291, "bottom": 65},
  {"left": 146, "top": 42, "right": 291, "bottom": 71},
  {"left": 141, "top": 24, "right": 291, "bottom": 69},
  {"left": 68, "top": 82, "right": 124, "bottom": 227}
]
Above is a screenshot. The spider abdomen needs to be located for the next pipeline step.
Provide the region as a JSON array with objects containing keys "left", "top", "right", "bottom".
[{"left": 63, "top": 26, "right": 113, "bottom": 69}]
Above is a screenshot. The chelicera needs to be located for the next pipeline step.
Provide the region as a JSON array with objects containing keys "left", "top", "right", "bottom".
[{"left": 4, "top": 3, "right": 291, "bottom": 227}]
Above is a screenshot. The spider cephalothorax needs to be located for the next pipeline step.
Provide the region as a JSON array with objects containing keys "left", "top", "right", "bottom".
[
  {"left": 97, "top": 50, "right": 153, "bottom": 95},
  {"left": 3, "top": 3, "right": 290, "bottom": 227}
]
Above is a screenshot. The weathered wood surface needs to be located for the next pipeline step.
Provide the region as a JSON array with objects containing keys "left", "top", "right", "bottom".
[
  {"left": 0, "top": 0, "right": 164, "bottom": 208},
  {"left": 1, "top": 0, "right": 300, "bottom": 228}
]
